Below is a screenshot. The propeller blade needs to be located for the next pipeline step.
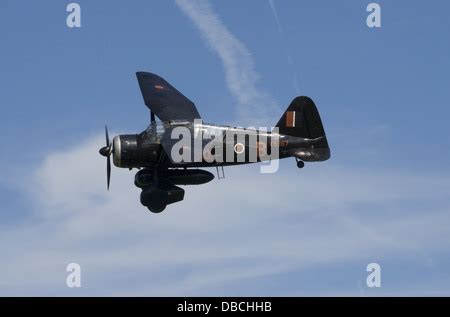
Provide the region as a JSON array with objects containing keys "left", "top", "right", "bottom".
[
  {"left": 100, "top": 125, "right": 112, "bottom": 190},
  {"left": 107, "top": 155, "right": 111, "bottom": 190},
  {"left": 105, "top": 125, "right": 110, "bottom": 147}
]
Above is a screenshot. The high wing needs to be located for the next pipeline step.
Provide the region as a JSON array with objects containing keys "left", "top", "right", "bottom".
[{"left": 136, "top": 72, "right": 201, "bottom": 122}]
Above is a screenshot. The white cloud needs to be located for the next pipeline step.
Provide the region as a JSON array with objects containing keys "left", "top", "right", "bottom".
[
  {"left": 1, "top": 134, "right": 450, "bottom": 295},
  {"left": 175, "top": 0, "right": 280, "bottom": 126}
]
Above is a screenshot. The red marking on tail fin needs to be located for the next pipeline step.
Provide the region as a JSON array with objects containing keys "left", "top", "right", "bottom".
[{"left": 286, "top": 111, "right": 296, "bottom": 128}]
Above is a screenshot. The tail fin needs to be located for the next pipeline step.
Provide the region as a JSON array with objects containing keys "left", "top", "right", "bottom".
[
  {"left": 276, "top": 96, "right": 325, "bottom": 139},
  {"left": 276, "top": 96, "right": 330, "bottom": 161}
]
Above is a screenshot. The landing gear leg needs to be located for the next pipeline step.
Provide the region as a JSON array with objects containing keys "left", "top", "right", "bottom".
[
  {"left": 152, "top": 166, "right": 158, "bottom": 185},
  {"left": 295, "top": 158, "right": 305, "bottom": 169},
  {"left": 136, "top": 167, "right": 167, "bottom": 213}
]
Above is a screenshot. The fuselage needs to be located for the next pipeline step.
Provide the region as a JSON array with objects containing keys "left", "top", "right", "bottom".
[{"left": 110, "top": 121, "right": 330, "bottom": 170}]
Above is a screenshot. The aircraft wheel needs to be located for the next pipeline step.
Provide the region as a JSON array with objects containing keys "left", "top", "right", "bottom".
[
  {"left": 140, "top": 186, "right": 167, "bottom": 213},
  {"left": 147, "top": 205, "right": 166, "bottom": 213},
  {"left": 297, "top": 160, "right": 305, "bottom": 169}
]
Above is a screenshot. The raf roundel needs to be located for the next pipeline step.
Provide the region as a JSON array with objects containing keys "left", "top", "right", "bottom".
[{"left": 234, "top": 143, "right": 245, "bottom": 154}]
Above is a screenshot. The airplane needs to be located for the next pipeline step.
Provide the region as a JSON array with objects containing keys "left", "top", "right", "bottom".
[{"left": 99, "top": 72, "right": 330, "bottom": 213}]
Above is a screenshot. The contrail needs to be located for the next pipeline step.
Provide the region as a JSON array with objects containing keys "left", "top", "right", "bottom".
[
  {"left": 175, "top": 0, "right": 280, "bottom": 126},
  {"left": 268, "top": 0, "right": 300, "bottom": 93},
  {"left": 268, "top": 0, "right": 284, "bottom": 38}
]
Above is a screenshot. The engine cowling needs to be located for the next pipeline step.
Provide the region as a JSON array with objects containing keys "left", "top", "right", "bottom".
[
  {"left": 113, "top": 135, "right": 138, "bottom": 168},
  {"left": 113, "top": 134, "right": 162, "bottom": 168}
]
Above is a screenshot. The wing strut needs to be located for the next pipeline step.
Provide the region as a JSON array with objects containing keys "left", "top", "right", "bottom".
[
  {"left": 150, "top": 111, "right": 156, "bottom": 124},
  {"left": 216, "top": 165, "right": 225, "bottom": 180}
]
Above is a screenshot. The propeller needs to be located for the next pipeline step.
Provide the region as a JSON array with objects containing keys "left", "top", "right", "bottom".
[{"left": 99, "top": 125, "right": 112, "bottom": 190}]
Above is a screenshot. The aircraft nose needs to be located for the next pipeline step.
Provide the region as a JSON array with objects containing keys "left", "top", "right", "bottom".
[{"left": 99, "top": 146, "right": 110, "bottom": 157}]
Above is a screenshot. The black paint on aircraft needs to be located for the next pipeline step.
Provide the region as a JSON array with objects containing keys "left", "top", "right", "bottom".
[{"left": 99, "top": 72, "right": 330, "bottom": 213}]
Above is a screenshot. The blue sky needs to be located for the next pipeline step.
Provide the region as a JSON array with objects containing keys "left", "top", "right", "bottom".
[{"left": 0, "top": 0, "right": 450, "bottom": 295}]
